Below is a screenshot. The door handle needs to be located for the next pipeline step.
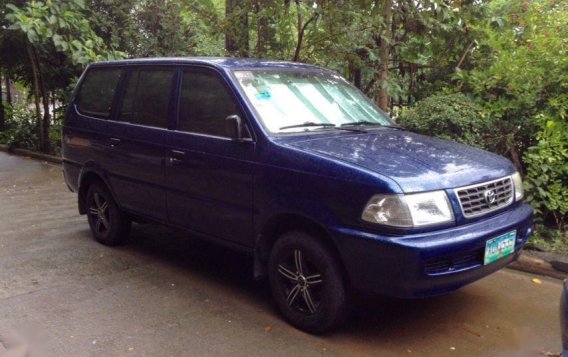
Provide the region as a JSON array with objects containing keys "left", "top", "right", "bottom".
[
  {"left": 109, "top": 137, "right": 121, "bottom": 148},
  {"left": 169, "top": 150, "right": 185, "bottom": 163}
]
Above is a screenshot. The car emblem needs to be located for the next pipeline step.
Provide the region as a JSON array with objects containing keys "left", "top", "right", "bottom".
[{"left": 484, "top": 189, "right": 496, "bottom": 204}]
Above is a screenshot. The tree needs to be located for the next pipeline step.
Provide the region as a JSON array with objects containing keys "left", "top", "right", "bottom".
[
  {"left": 5, "top": 0, "right": 123, "bottom": 152},
  {"left": 0, "top": 68, "right": 4, "bottom": 131},
  {"left": 377, "top": 0, "right": 392, "bottom": 111},
  {"left": 225, "top": 0, "right": 250, "bottom": 56}
]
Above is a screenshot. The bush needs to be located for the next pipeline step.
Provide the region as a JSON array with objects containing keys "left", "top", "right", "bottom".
[
  {"left": 523, "top": 117, "right": 568, "bottom": 232},
  {"left": 0, "top": 104, "right": 64, "bottom": 156},
  {"left": 49, "top": 123, "right": 62, "bottom": 156},
  {"left": 530, "top": 226, "right": 568, "bottom": 254},
  {"left": 397, "top": 93, "right": 494, "bottom": 150},
  {"left": 0, "top": 105, "right": 39, "bottom": 152}
]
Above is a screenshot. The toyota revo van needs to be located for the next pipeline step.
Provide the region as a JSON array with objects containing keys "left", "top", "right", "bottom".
[{"left": 62, "top": 58, "right": 533, "bottom": 333}]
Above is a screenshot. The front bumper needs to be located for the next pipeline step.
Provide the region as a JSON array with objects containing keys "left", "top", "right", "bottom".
[{"left": 332, "top": 203, "right": 533, "bottom": 298}]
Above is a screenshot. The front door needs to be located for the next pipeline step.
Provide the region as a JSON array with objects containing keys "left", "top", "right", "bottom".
[{"left": 165, "top": 68, "right": 255, "bottom": 247}]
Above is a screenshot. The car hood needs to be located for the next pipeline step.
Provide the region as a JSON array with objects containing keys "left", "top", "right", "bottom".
[{"left": 284, "top": 130, "right": 515, "bottom": 192}]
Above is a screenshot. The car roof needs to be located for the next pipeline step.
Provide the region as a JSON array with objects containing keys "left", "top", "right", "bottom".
[{"left": 88, "top": 57, "right": 329, "bottom": 72}]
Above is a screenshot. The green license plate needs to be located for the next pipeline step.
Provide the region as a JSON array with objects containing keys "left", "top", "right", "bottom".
[{"left": 484, "top": 230, "right": 516, "bottom": 265}]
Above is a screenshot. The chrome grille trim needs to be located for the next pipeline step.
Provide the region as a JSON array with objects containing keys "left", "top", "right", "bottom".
[{"left": 454, "top": 176, "right": 514, "bottom": 218}]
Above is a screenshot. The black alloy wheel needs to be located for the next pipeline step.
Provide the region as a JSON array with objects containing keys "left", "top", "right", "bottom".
[
  {"left": 277, "top": 248, "right": 324, "bottom": 315},
  {"left": 89, "top": 191, "right": 110, "bottom": 236},
  {"left": 86, "top": 182, "right": 131, "bottom": 246},
  {"left": 269, "top": 231, "right": 350, "bottom": 333}
]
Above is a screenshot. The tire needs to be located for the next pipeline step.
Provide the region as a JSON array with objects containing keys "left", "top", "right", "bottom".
[
  {"left": 269, "top": 231, "right": 350, "bottom": 333},
  {"left": 86, "top": 181, "right": 131, "bottom": 246}
]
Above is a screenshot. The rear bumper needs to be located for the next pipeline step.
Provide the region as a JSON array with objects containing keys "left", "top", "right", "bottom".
[
  {"left": 332, "top": 203, "right": 533, "bottom": 298},
  {"left": 62, "top": 160, "right": 80, "bottom": 193}
]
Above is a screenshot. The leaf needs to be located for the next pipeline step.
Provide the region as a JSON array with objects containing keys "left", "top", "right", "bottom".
[
  {"left": 5, "top": 3, "right": 21, "bottom": 13},
  {"left": 27, "top": 29, "right": 39, "bottom": 43}
]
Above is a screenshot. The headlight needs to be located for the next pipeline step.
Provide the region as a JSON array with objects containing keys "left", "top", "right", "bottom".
[
  {"left": 512, "top": 172, "right": 524, "bottom": 201},
  {"left": 362, "top": 191, "right": 454, "bottom": 228}
]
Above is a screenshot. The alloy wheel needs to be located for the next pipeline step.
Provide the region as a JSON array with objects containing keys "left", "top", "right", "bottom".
[
  {"left": 277, "top": 249, "right": 323, "bottom": 315},
  {"left": 89, "top": 192, "right": 110, "bottom": 236}
]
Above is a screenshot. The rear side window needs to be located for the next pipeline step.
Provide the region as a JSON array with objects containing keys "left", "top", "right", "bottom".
[
  {"left": 178, "top": 70, "right": 241, "bottom": 137},
  {"left": 119, "top": 68, "right": 175, "bottom": 128},
  {"left": 76, "top": 68, "right": 122, "bottom": 118}
]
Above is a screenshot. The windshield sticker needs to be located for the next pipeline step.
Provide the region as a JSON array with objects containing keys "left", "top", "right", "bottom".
[{"left": 256, "top": 91, "right": 272, "bottom": 100}]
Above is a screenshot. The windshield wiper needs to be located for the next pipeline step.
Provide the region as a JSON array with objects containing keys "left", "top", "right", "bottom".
[
  {"left": 341, "top": 121, "right": 382, "bottom": 127},
  {"left": 279, "top": 122, "right": 336, "bottom": 130},
  {"left": 379, "top": 124, "right": 404, "bottom": 130},
  {"left": 341, "top": 121, "right": 403, "bottom": 130},
  {"left": 280, "top": 122, "right": 367, "bottom": 133}
]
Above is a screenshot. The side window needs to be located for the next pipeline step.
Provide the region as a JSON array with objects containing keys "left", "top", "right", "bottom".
[
  {"left": 76, "top": 68, "right": 122, "bottom": 118},
  {"left": 119, "top": 68, "right": 175, "bottom": 128},
  {"left": 178, "top": 70, "right": 244, "bottom": 137}
]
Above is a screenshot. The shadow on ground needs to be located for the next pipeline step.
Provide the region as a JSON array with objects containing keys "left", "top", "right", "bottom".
[{"left": 113, "top": 223, "right": 490, "bottom": 341}]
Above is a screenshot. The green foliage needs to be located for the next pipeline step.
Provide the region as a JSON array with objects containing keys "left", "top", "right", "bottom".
[
  {"left": 0, "top": 104, "right": 62, "bottom": 154},
  {"left": 453, "top": 0, "right": 568, "bottom": 157},
  {"left": 450, "top": 0, "right": 568, "bottom": 230},
  {"left": 523, "top": 117, "right": 568, "bottom": 231},
  {"left": 397, "top": 93, "right": 493, "bottom": 149},
  {"left": 49, "top": 123, "right": 62, "bottom": 156},
  {"left": 0, "top": 104, "right": 38, "bottom": 151},
  {"left": 5, "top": 0, "right": 123, "bottom": 65},
  {"left": 530, "top": 226, "right": 568, "bottom": 254}
]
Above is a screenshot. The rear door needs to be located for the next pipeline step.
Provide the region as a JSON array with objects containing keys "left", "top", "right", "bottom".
[
  {"left": 105, "top": 66, "right": 177, "bottom": 221},
  {"left": 165, "top": 67, "right": 256, "bottom": 247},
  {"left": 64, "top": 67, "right": 123, "bottom": 190}
]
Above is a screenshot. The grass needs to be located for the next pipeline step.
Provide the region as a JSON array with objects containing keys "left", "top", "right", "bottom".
[{"left": 529, "top": 226, "right": 568, "bottom": 254}]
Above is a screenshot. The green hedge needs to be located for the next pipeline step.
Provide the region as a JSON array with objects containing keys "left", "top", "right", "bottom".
[{"left": 397, "top": 93, "right": 494, "bottom": 150}]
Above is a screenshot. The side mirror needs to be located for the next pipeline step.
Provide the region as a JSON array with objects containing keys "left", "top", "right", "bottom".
[{"left": 225, "top": 114, "right": 243, "bottom": 141}]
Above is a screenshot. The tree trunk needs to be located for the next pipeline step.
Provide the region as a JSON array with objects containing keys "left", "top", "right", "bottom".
[
  {"left": 377, "top": 0, "right": 392, "bottom": 112},
  {"left": 33, "top": 46, "right": 51, "bottom": 153},
  {"left": 52, "top": 93, "right": 57, "bottom": 121},
  {"left": 27, "top": 44, "right": 44, "bottom": 152},
  {"left": 5, "top": 75, "right": 12, "bottom": 106},
  {"left": 354, "top": 62, "right": 362, "bottom": 89},
  {"left": 0, "top": 67, "right": 4, "bottom": 131},
  {"left": 508, "top": 141, "right": 523, "bottom": 176},
  {"left": 225, "top": 0, "right": 236, "bottom": 54},
  {"left": 225, "top": 0, "right": 249, "bottom": 57},
  {"left": 292, "top": 1, "right": 304, "bottom": 62},
  {"left": 254, "top": 0, "right": 276, "bottom": 58},
  {"left": 254, "top": 1, "right": 265, "bottom": 57},
  {"left": 27, "top": 44, "right": 51, "bottom": 153},
  {"left": 292, "top": 1, "right": 317, "bottom": 62}
]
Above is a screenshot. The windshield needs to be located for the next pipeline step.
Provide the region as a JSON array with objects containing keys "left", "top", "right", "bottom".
[{"left": 232, "top": 70, "right": 392, "bottom": 133}]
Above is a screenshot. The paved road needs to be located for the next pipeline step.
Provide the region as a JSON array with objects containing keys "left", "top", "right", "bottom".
[{"left": 0, "top": 151, "right": 562, "bottom": 356}]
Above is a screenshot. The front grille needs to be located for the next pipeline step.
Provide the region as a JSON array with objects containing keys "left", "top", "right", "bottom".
[
  {"left": 424, "top": 250, "right": 483, "bottom": 275},
  {"left": 455, "top": 177, "right": 513, "bottom": 218}
]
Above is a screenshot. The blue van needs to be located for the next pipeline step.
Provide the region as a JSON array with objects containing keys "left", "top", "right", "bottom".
[{"left": 62, "top": 58, "right": 533, "bottom": 333}]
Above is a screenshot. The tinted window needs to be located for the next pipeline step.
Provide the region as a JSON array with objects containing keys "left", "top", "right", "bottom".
[
  {"left": 178, "top": 70, "right": 241, "bottom": 137},
  {"left": 119, "top": 68, "right": 175, "bottom": 128},
  {"left": 77, "top": 68, "right": 121, "bottom": 118}
]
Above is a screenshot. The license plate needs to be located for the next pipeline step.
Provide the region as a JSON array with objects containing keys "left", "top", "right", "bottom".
[{"left": 484, "top": 230, "right": 516, "bottom": 265}]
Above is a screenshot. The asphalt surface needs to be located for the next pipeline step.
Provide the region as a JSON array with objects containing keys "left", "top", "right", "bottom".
[{"left": 0, "top": 151, "right": 562, "bottom": 356}]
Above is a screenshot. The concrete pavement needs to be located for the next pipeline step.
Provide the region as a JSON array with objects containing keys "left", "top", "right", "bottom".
[{"left": 0, "top": 151, "right": 562, "bottom": 356}]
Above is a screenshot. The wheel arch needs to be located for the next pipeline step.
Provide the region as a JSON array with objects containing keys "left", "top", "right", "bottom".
[
  {"left": 77, "top": 169, "right": 112, "bottom": 214},
  {"left": 254, "top": 213, "right": 348, "bottom": 283}
]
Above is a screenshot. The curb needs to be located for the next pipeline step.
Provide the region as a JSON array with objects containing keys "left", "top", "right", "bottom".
[
  {"left": 509, "top": 254, "right": 567, "bottom": 280},
  {"left": 0, "top": 144, "right": 62, "bottom": 165}
]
